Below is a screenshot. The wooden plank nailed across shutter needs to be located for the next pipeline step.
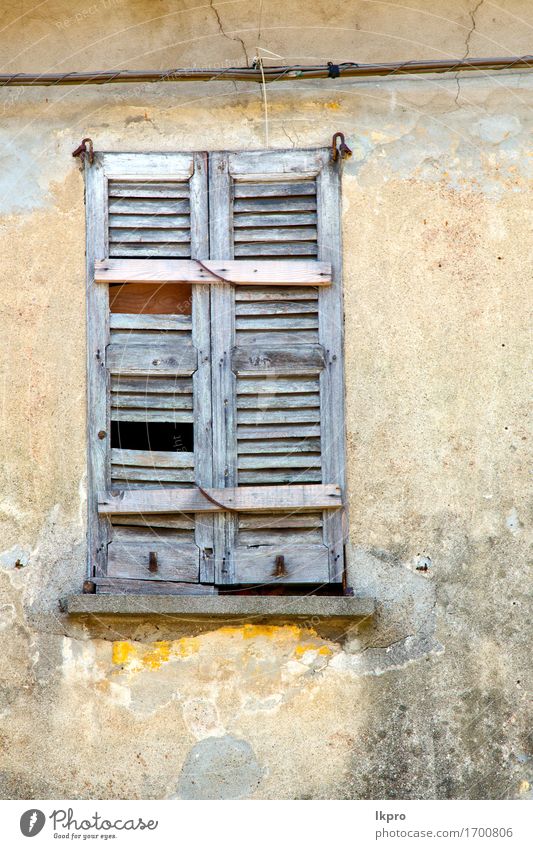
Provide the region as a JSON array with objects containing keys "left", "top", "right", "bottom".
[
  {"left": 95, "top": 258, "right": 331, "bottom": 285},
  {"left": 98, "top": 484, "right": 342, "bottom": 514}
]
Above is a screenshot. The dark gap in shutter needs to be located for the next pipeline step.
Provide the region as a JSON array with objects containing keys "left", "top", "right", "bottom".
[{"left": 111, "top": 421, "right": 193, "bottom": 452}]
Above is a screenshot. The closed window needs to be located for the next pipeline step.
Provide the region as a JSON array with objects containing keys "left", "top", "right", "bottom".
[{"left": 86, "top": 148, "right": 346, "bottom": 595}]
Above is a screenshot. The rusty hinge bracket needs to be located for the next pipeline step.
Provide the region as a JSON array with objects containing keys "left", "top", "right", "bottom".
[
  {"left": 72, "top": 137, "right": 94, "bottom": 166},
  {"left": 331, "top": 131, "right": 352, "bottom": 163}
]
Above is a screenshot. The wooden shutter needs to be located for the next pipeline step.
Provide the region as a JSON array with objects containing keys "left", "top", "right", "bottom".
[
  {"left": 86, "top": 152, "right": 215, "bottom": 594},
  {"left": 209, "top": 149, "right": 346, "bottom": 586}
]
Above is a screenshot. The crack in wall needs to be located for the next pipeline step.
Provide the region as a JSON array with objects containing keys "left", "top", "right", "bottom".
[
  {"left": 209, "top": 0, "right": 250, "bottom": 67},
  {"left": 455, "top": 0, "right": 485, "bottom": 104}
]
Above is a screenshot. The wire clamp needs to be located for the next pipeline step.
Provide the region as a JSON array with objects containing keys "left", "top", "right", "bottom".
[{"left": 327, "top": 62, "right": 341, "bottom": 78}]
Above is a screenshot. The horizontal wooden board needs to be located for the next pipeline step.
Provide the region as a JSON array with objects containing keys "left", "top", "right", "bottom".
[
  {"left": 234, "top": 242, "right": 318, "bottom": 257},
  {"left": 235, "top": 316, "right": 318, "bottom": 331},
  {"left": 232, "top": 545, "right": 329, "bottom": 584},
  {"left": 110, "top": 228, "right": 191, "bottom": 244},
  {"left": 111, "top": 376, "right": 193, "bottom": 394},
  {"left": 111, "top": 466, "right": 195, "bottom": 483},
  {"left": 99, "top": 484, "right": 342, "bottom": 514},
  {"left": 110, "top": 525, "right": 194, "bottom": 541},
  {"left": 237, "top": 438, "right": 321, "bottom": 454},
  {"left": 234, "top": 227, "right": 317, "bottom": 243},
  {"left": 237, "top": 392, "right": 320, "bottom": 409},
  {"left": 108, "top": 198, "right": 190, "bottom": 214},
  {"left": 236, "top": 376, "right": 320, "bottom": 394},
  {"left": 109, "top": 182, "right": 190, "bottom": 198},
  {"left": 109, "top": 213, "right": 190, "bottom": 229},
  {"left": 110, "top": 313, "right": 192, "bottom": 331},
  {"left": 234, "top": 212, "right": 317, "bottom": 228},
  {"left": 107, "top": 540, "right": 199, "bottom": 581},
  {"left": 107, "top": 343, "right": 197, "bottom": 375},
  {"left": 111, "top": 449, "right": 194, "bottom": 468},
  {"left": 237, "top": 408, "right": 319, "bottom": 424},
  {"left": 238, "top": 512, "right": 323, "bottom": 530},
  {"left": 233, "top": 181, "right": 316, "bottom": 198},
  {"left": 111, "top": 392, "right": 192, "bottom": 410},
  {"left": 94, "top": 578, "right": 217, "bottom": 595},
  {"left": 109, "top": 513, "right": 195, "bottom": 530},
  {"left": 238, "top": 469, "right": 322, "bottom": 484},
  {"left": 234, "top": 197, "right": 316, "bottom": 213},
  {"left": 235, "top": 300, "right": 317, "bottom": 316},
  {"left": 95, "top": 259, "right": 331, "bottom": 285},
  {"left": 111, "top": 408, "right": 194, "bottom": 423},
  {"left": 235, "top": 286, "right": 318, "bottom": 301},
  {"left": 237, "top": 424, "right": 320, "bottom": 439},
  {"left": 232, "top": 344, "right": 325, "bottom": 374},
  {"left": 238, "top": 454, "right": 321, "bottom": 469},
  {"left": 109, "top": 244, "right": 191, "bottom": 258}
]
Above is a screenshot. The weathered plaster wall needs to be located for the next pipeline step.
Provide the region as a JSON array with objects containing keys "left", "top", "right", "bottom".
[{"left": 0, "top": 1, "right": 531, "bottom": 799}]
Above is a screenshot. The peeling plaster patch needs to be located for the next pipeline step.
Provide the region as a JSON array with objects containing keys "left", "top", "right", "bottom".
[
  {"left": 0, "top": 603, "right": 16, "bottom": 631},
  {"left": 343, "top": 546, "right": 444, "bottom": 675},
  {"left": 182, "top": 698, "right": 225, "bottom": 740},
  {"left": 176, "top": 736, "right": 264, "bottom": 800},
  {"left": 506, "top": 508, "right": 523, "bottom": 536},
  {"left": 0, "top": 545, "right": 30, "bottom": 570}
]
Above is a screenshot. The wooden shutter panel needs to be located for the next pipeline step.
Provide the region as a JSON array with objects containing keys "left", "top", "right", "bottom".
[
  {"left": 209, "top": 149, "right": 346, "bottom": 586},
  {"left": 87, "top": 152, "right": 215, "bottom": 593}
]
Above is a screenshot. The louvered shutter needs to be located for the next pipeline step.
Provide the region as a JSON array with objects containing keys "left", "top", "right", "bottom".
[
  {"left": 209, "top": 149, "right": 346, "bottom": 586},
  {"left": 86, "top": 153, "right": 215, "bottom": 593}
]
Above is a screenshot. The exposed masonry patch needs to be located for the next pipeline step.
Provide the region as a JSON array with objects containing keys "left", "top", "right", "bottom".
[{"left": 175, "top": 735, "right": 265, "bottom": 800}]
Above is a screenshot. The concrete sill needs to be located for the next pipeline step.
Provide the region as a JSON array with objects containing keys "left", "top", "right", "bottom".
[{"left": 64, "top": 594, "right": 375, "bottom": 623}]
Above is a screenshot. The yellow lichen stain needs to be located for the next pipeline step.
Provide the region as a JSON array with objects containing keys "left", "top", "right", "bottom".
[
  {"left": 217, "top": 624, "right": 306, "bottom": 641},
  {"left": 112, "top": 637, "right": 200, "bottom": 671},
  {"left": 293, "top": 643, "right": 332, "bottom": 658},
  {"left": 324, "top": 101, "right": 341, "bottom": 110},
  {"left": 518, "top": 780, "right": 530, "bottom": 794}
]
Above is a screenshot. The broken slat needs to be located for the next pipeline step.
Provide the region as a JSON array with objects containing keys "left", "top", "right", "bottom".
[
  {"left": 95, "top": 258, "right": 332, "bottom": 286},
  {"left": 98, "top": 483, "right": 342, "bottom": 515}
]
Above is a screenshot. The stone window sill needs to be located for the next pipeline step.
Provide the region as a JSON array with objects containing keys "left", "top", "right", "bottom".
[{"left": 64, "top": 594, "right": 375, "bottom": 624}]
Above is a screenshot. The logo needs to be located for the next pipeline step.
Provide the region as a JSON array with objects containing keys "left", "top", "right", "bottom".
[{"left": 20, "top": 810, "right": 46, "bottom": 837}]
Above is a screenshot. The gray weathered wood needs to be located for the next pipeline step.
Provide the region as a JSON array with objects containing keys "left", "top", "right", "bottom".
[
  {"left": 235, "top": 300, "right": 318, "bottom": 316},
  {"left": 237, "top": 408, "right": 319, "bottom": 424},
  {"left": 110, "top": 228, "right": 191, "bottom": 244},
  {"left": 99, "top": 484, "right": 342, "bottom": 514},
  {"left": 94, "top": 578, "right": 217, "bottom": 595},
  {"left": 111, "top": 408, "right": 193, "bottom": 423},
  {"left": 109, "top": 213, "right": 190, "bottom": 229},
  {"left": 108, "top": 198, "right": 190, "bottom": 214},
  {"left": 317, "top": 152, "right": 346, "bottom": 582},
  {"left": 190, "top": 151, "right": 214, "bottom": 582},
  {"left": 85, "top": 155, "right": 110, "bottom": 578},
  {"left": 107, "top": 541, "right": 199, "bottom": 581},
  {"left": 238, "top": 454, "right": 321, "bottom": 469},
  {"left": 107, "top": 343, "right": 197, "bottom": 375},
  {"left": 111, "top": 375, "right": 193, "bottom": 394},
  {"left": 110, "top": 513, "right": 195, "bottom": 530},
  {"left": 237, "top": 423, "right": 320, "bottom": 439},
  {"left": 112, "top": 392, "right": 192, "bottom": 410},
  {"left": 234, "top": 181, "right": 316, "bottom": 197},
  {"left": 237, "top": 393, "right": 320, "bottom": 410},
  {"left": 234, "top": 242, "right": 318, "bottom": 257},
  {"left": 110, "top": 313, "right": 192, "bottom": 331},
  {"left": 235, "top": 286, "right": 318, "bottom": 302},
  {"left": 236, "top": 376, "right": 319, "bottom": 394},
  {"left": 238, "top": 438, "right": 321, "bottom": 454},
  {"left": 111, "top": 466, "right": 195, "bottom": 483},
  {"left": 238, "top": 470, "right": 322, "bottom": 484},
  {"left": 111, "top": 449, "right": 194, "bottom": 468},
  {"left": 234, "top": 212, "right": 317, "bottom": 228},
  {"left": 231, "top": 344, "right": 325, "bottom": 374},
  {"left": 234, "top": 227, "right": 317, "bottom": 243},
  {"left": 235, "top": 316, "right": 318, "bottom": 330},
  {"left": 238, "top": 512, "right": 323, "bottom": 529},
  {"left": 95, "top": 258, "right": 331, "bottom": 285},
  {"left": 109, "top": 182, "right": 190, "bottom": 198},
  {"left": 232, "top": 544, "right": 329, "bottom": 584},
  {"left": 109, "top": 244, "right": 191, "bottom": 258}
]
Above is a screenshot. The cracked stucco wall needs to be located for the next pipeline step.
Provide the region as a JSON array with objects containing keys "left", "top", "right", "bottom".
[{"left": 0, "top": 1, "right": 531, "bottom": 799}]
